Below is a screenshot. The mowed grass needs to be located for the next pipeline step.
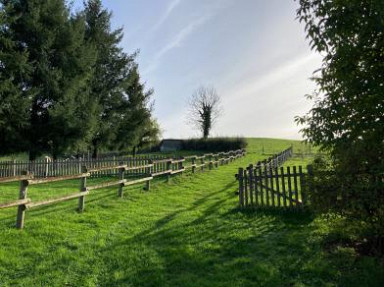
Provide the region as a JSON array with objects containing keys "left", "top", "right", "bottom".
[{"left": 0, "top": 138, "right": 383, "bottom": 286}]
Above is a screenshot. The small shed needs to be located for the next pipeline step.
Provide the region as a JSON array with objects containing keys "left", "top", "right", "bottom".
[{"left": 159, "top": 139, "right": 183, "bottom": 152}]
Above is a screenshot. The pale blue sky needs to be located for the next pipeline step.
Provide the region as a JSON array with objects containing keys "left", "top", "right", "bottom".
[{"left": 73, "top": 0, "right": 322, "bottom": 139}]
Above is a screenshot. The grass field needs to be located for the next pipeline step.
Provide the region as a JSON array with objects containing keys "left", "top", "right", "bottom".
[{"left": 0, "top": 138, "right": 383, "bottom": 286}]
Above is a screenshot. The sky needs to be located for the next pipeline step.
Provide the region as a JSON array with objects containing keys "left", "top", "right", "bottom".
[{"left": 73, "top": 0, "right": 323, "bottom": 140}]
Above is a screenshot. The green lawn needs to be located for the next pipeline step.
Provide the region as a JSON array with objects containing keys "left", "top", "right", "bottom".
[{"left": 0, "top": 138, "right": 383, "bottom": 286}]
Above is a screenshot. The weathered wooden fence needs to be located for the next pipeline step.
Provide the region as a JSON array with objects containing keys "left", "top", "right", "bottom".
[
  {"left": 236, "top": 147, "right": 312, "bottom": 210},
  {"left": 238, "top": 164, "right": 311, "bottom": 209},
  {"left": 0, "top": 155, "right": 175, "bottom": 178},
  {"left": 0, "top": 149, "right": 245, "bottom": 229}
]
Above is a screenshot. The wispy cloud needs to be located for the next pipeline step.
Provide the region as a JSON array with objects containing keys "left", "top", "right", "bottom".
[
  {"left": 215, "top": 53, "right": 322, "bottom": 139},
  {"left": 151, "top": 0, "right": 183, "bottom": 33},
  {"left": 143, "top": 16, "right": 210, "bottom": 75},
  {"left": 224, "top": 53, "right": 320, "bottom": 103}
]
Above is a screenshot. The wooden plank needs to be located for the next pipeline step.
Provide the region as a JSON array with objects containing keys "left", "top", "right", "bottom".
[
  {"left": 123, "top": 177, "right": 153, "bottom": 186},
  {"left": 248, "top": 165, "right": 254, "bottom": 205},
  {"left": 238, "top": 168, "right": 244, "bottom": 207},
  {"left": 183, "top": 155, "right": 197, "bottom": 160},
  {"left": 264, "top": 166, "right": 269, "bottom": 206},
  {"left": 171, "top": 159, "right": 185, "bottom": 164},
  {"left": 269, "top": 168, "right": 275, "bottom": 207},
  {"left": 125, "top": 164, "right": 153, "bottom": 171},
  {"left": 27, "top": 191, "right": 90, "bottom": 209},
  {"left": 88, "top": 164, "right": 127, "bottom": 173},
  {"left": 281, "top": 166, "right": 287, "bottom": 208},
  {"left": 151, "top": 169, "right": 172, "bottom": 177},
  {"left": 28, "top": 173, "right": 90, "bottom": 185},
  {"left": 274, "top": 167, "right": 281, "bottom": 207},
  {"left": 287, "top": 166, "right": 293, "bottom": 208},
  {"left": 87, "top": 179, "right": 127, "bottom": 191},
  {"left": 0, "top": 175, "right": 33, "bottom": 183},
  {"left": 0, "top": 198, "right": 31, "bottom": 209},
  {"left": 244, "top": 169, "right": 248, "bottom": 206},
  {"left": 253, "top": 168, "right": 258, "bottom": 205},
  {"left": 171, "top": 168, "right": 185, "bottom": 175},
  {"left": 258, "top": 167, "right": 264, "bottom": 206},
  {"left": 293, "top": 166, "right": 299, "bottom": 208},
  {"left": 194, "top": 155, "right": 206, "bottom": 160},
  {"left": 257, "top": 184, "right": 302, "bottom": 204}
]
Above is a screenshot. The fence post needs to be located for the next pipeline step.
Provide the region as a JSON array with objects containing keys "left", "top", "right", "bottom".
[
  {"left": 248, "top": 164, "right": 254, "bottom": 205},
  {"left": 209, "top": 155, "right": 213, "bottom": 170},
  {"left": 238, "top": 167, "right": 244, "bottom": 207},
  {"left": 44, "top": 157, "right": 50, "bottom": 178},
  {"left": 192, "top": 157, "right": 196, "bottom": 173},
  {"left": 179, "top": 157, "right": 184, "bottom": 175},
  {"left": 78, "top": 166, "right": 87, "bottom": 212},
  {"left": 244, "top": 168, "right": 249, "bottom": 206},
  {"left": 145, "top": 159, "right": 152, "bottom": 191},
  {"left": 13, "top": 159, "right": 16, "bottom": 177},
  {"left": 167, "top": 160, "right": 172, "bottom": 182},
  {"left": 214, "top": 155, "right": 218, "bottom": 168},
  {"left": 78, "top": 158, "right": 82, "bottom": 174},
  {"left": 16, "top": 170, "right": 30, "bottom": 229},
  {"left": 118, "top": 162, "right": 125, "bottom": 197}
]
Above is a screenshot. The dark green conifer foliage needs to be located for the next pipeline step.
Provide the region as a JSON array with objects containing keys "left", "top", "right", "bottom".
[
  {"left": 0, "top": 2, "right": 32, "bottom": 154},
  {"left": 84, "top": 0, "right": 134, "bottom": 158},
  {"left": 5, "top": 0, "right": 97, "bottom": 159},
  {"left": 114, "top": 65, "right": 157, "bottom": 156},
  {"left": 84, "top": 0, "right": 157, "bottom": 158}
]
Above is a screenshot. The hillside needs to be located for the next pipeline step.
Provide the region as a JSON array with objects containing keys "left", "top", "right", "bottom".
[{"left": 0, "top": 138, "right": 382, "bottom": 286}]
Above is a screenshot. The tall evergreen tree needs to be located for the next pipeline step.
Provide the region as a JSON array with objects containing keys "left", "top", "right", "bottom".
[
  {"left": 84, "top": 0, "right": 157, "bottom": 158},
  {"left": 114, "top": 65, "right": 156, "bottom": 156},
  {"left": 6, "top": 0, "right": 97, "bottom": 159},
  {"left": 84, "top": 0, "right": 135, "bottom": 158},
  {"left": 0, "top": 2, "right": 32, "bottom": 154}
]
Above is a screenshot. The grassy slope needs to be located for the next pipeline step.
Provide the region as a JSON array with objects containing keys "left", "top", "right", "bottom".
[{"left": 0, "top": 138, "right": 383, "bottom": 286}]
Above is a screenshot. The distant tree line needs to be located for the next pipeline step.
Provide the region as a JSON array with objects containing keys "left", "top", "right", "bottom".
[{"left": 0, "top": 0, "right": 160, "bottom": 160}]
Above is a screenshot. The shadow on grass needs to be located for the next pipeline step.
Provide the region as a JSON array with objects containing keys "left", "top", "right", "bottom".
[
  {"left": 91, "top": 186, "right": 337, "bottom": 287},
  {"left": 92, "top": 187, "right": 383, "bottom": 287},
  {"left": 233, "top": 206, "right": 315, "bottom": 226}
]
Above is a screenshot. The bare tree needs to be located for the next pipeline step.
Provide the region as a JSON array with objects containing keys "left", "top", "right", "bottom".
[{"left": 187, "top": 86, "right": 222, "bottom": 139}]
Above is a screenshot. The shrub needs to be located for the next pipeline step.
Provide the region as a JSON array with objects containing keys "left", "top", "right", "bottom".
[
  {"left": 181, "top": 137, "right": 247, "bottom": 152},
  {"left": 308, "top": 154, "right": 384, "bottom": 255}
]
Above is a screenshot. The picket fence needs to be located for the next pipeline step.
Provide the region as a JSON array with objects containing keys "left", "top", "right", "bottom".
[
  {"left": 0, "top": 156, "right": 174, "bottom": 178},
  {"left": 236, "top": 147, "right": 311, "bottom": 210}
]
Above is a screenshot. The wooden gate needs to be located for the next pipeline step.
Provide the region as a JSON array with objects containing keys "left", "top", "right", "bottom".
[{"left": 238, "top": 165, "right": 311, "bottom": 209}]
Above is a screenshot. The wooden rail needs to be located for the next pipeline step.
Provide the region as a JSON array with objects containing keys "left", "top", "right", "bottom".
[{"left": 0, "top": 149, "right": 246, "bottom": 229}]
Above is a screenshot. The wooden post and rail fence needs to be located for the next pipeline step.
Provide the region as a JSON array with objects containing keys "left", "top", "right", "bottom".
[
  {"left": 0, "top": 149, "right": 245, "bottom": 229},
  {"left": 236, "top": 147, "right": 313, "bottom": 210}
]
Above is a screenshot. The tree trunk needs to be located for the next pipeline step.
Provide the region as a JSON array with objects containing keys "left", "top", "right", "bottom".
[
  {"left": 132, "top": 146, "right": 137, "bottom": 157},
  {"left": 92, "top": 147, "right": 98, "bottom": 159}
]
